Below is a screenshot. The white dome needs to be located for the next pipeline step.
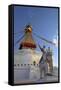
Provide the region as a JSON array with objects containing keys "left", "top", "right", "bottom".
[{"left": 14, "top": 49, "right": 42, "bottom": 65}]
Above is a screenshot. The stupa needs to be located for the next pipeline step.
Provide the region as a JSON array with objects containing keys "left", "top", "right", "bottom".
[{"left": 14, "top": 25, "right": 42, "bottom": 83}]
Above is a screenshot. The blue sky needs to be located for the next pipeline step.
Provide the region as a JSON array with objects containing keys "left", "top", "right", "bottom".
[{"left": 14, "top": 6, "right": 58, "bottom": 67}]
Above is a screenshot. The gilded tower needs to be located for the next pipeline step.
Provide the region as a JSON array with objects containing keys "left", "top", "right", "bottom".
[{"left": 19, "top": 25, "right": 36, "bottom": 49}]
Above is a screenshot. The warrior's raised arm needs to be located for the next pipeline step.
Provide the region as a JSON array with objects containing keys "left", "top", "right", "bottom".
[{"left": 38, "top": 44, "right": 45, "bottom": 53}]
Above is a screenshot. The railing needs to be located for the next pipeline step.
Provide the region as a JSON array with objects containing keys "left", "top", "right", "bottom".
[{"left": 14, "top": 63, "right": 39, "bottom": 67}]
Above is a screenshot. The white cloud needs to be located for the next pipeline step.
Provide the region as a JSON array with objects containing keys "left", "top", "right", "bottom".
[{"left": 52, "top": 34, "right": 58, "bottom": 47}]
